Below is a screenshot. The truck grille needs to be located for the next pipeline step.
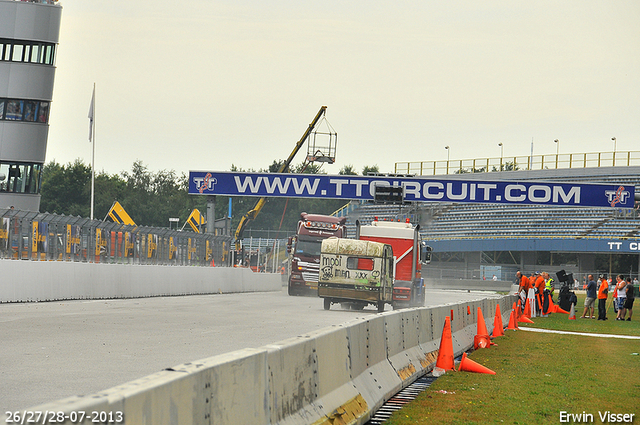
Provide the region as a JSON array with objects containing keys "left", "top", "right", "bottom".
[{"left": 301, "top": 272, "right": 319, "bottom": 283}]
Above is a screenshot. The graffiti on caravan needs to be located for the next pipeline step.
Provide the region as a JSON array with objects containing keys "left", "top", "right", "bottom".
[{"left": 188, "top": 171, "right": 636, "bottom": 208}]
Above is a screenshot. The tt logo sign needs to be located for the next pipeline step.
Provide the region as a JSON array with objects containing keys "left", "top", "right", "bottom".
[
  {"left": 605, "top": 186, "right": 630, "bottom": 207},
  {"left": 193, "top": 173, "right": 217, "bottom": 194}
]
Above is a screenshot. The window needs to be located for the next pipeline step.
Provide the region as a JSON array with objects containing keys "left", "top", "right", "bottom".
[
  {"left": 30, "top": 44, "right": 40, "bottom": 63},
  {"left": 45, "top": 45, "right": 54, "bottom": 65},
  {"left": 0, "top": 98, "right": 50, "bottom": 124},
  {"left": 24, "top": 101, "right": 37, "bottom": 122},
  {"left": 295, "top": 239, "right": 322, "bottom": 257},
  {"left": 12, "top": 44, "right": 23, "bottom": 62},
  {"left": 5, "top": 100, "right": 23, "bottom": 120},
  {"left": 0, "top": 39, "right": 56, "bottom": 65},
  {"left": 0, "top": 163, "right": 43, "bottom": 194},
  {"left": 346, "top": 257, "right": 374, "bottom": 271},
  {"left": 37, "top": 102, "right": 49, "bottom": 123}
]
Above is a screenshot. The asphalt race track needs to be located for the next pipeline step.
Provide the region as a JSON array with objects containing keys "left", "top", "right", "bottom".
[{"left": 1, "top": 286, "right": 503, "bottom": 412}]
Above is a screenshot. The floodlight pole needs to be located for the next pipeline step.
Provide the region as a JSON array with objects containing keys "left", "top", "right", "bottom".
[{"left": 445, "top": 146, "right": 450, "bottom": 174}]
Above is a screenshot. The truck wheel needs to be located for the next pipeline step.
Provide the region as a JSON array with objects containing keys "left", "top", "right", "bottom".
[
  {"left": 377, "top": 301, "right": 385, "bottom": 313},
  {"left": 324, "top": 298, "right": 331, "bottom": 310}
]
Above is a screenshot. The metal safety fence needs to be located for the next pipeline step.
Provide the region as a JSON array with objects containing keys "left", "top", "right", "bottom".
[{"left": 0, "top": 208, "right": 233, "bottom": 266}]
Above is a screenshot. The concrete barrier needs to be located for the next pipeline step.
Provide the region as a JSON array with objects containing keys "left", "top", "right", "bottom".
[
  {"left": 425, "top": 277, "right": 512, "bottom": 292},
  {"left": 26, "top": 294, "right": 516, "bottom": 425},
  {"left": 0, "top": 261, "right": 281, "bottom": 302}
]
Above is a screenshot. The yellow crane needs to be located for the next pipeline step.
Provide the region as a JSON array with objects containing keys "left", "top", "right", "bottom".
[{"left": 234, "top": 106, "right": 332, "bottom": 252}]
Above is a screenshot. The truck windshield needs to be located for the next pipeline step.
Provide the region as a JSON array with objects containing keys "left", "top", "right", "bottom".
[{"left": 295, "top": 240, "right": 322, "bottom": 257}]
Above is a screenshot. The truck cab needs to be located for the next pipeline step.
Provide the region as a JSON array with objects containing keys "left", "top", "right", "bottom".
[
  {"left": 357, "top": 218, "right": 426, "bottom": 308},
  {"left": 287, "top": 212, "right": 347, "bottom": 296}
]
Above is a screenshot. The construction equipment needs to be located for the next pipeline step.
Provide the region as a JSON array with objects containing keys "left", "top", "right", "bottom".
[{"left": 233, "top": 106, "right": 335, "bottom": 254}]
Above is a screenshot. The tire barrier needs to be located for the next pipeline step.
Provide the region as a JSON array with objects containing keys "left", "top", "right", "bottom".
[{"left": 26, "top": 295, "right": 515, "bottom": 424}]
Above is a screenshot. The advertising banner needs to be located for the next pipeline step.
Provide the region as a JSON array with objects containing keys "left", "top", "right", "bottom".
[{"left": 188, "top": 171, "right": 636, "bottom": 208}]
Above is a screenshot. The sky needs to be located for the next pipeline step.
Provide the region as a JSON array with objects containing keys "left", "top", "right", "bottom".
[{"left": 46, "top": 1, "right": 640, "bottom": 178}]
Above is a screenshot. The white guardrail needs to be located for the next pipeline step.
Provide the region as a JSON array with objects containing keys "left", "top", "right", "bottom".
[
  {"left": 0, "top": 261, "right": 282, "bottom": 302},
  {"left": 26, "top": 295, "right": 515, "bottom": 425}
]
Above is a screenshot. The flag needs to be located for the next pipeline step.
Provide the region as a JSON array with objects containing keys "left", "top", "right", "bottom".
[
  {"left": 186, "top": 209, "right": 205, "bottom": 233},
  {"left": 88, "top": 85, "right": 95, "bottom": 141},
  {"left": 106, "top": 201, "right": 136, "bottom": 226}
]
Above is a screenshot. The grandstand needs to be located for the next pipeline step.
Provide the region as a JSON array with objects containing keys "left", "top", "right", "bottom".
[{"left": 341, "top": 164, "right": 640, "bottom": 282}]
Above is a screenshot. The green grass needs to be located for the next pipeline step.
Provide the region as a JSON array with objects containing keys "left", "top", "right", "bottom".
[{"left": 386, "top": 294, "right": 640, "bottom": 424}]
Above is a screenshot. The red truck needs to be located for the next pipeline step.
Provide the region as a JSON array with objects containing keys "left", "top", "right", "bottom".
[
  {"left": 356, "top": 217, "right": 427, "bottom": 308},
  {"left": 287, "top": 212, "right": 347, "bottom": 296}
]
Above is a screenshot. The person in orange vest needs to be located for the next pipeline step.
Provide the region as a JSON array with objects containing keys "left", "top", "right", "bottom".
[
  {"left": 534, "top": 272, "right": 545, "bottom": 313},
  {"left": 516, "top": 271, "right": 530, "bottom": 309},
  {"left": 597, "top": 275, "right": 609, "bottom": 320}
]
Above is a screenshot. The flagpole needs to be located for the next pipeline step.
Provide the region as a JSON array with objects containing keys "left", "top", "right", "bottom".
[{"left": 89, "top": 83, "right": 96, "bottom": 220}]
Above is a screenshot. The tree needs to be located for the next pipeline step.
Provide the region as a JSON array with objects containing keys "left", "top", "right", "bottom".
[
  {"left": 40, "top": 159, "right": 91, "bottom": 216},
  {"left": 339, "top": 164, "right": 357, "bottom": 175},
  {"left": 492, "top": 161, "right": 519, "bottom": 172},
  {"left": 455, "top": 167, "right": 485, "bottom": 174},
  {"left": 362, "top": 165, "right": 379, "bottom": 176}
]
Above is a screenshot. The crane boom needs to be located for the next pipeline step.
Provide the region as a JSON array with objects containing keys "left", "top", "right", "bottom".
[{"left": 234, "top": 106, "right": 328, "bottom": 251}]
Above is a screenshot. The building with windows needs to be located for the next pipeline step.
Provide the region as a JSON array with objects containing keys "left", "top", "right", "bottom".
[{"left": 0, "top": 0, "right": 61, "bottom": 211}]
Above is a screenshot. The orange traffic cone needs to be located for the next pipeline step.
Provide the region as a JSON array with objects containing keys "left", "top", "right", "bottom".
[
  {"left": 568, "top": 303, "right": 576, "bottom": 320},
  {"left": 492, "top": 304, "right": 505, "bottom": 337},
  {"left": 477, "top": 307, "right": 489, "bottom": 336},
  {"left": 506, "top": 309, "right": 518, "bottom": 330},
  {"left": 555, "top": 305, "right": 570, "bottom": 315},
  {"left": 523, "top": 298, "right": 532, "bottom": 318},
  {"left": 458, "top": 352, "right": 496, "bottom": 375},
  {"left": 474, "top": 307, "right": 493, "bottom": 349},
  {"left": 518, "top": 315, "right": 534, "bottom": 324},
  {"left": 467, "top": 305, "right": 471, "bottom": 315},
  {"left": 435, "top": 316, "right": 455, "bottom": 371},
  {"left": 474, "top": 334, "right": 492, "bottom": 349}
]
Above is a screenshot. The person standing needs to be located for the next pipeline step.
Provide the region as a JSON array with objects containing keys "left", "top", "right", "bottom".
[
  {"left": 623, "top": 277, "right": 634, "bottom": 321},
  {"left": 541, "top": 272, "right": 555, "bottom": 315},
  {"left": 581, "top": 274, "right": 597, "bottom": 319},
  {"left": 615, "top": 275, "right": 627, "bottom": 321},
  {"left": 597, "top": 275, "right": 609, "bottom": 320},
  {"left": 516, "top": 271, "right": 530, "bottom": 307},
  {"left": 534, "top": 272, "right": 545, "bottom": 314}
]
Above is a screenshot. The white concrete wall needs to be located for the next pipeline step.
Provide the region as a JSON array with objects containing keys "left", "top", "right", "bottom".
[
  {"left": 425, "top": 277, "right": 513, "bottom": 292},
  {"left": 0, "top": 261, "right": 282, "bottom": 302},
  {"left": 28, "top": 294, "right": 515, "bottom": 425}
]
